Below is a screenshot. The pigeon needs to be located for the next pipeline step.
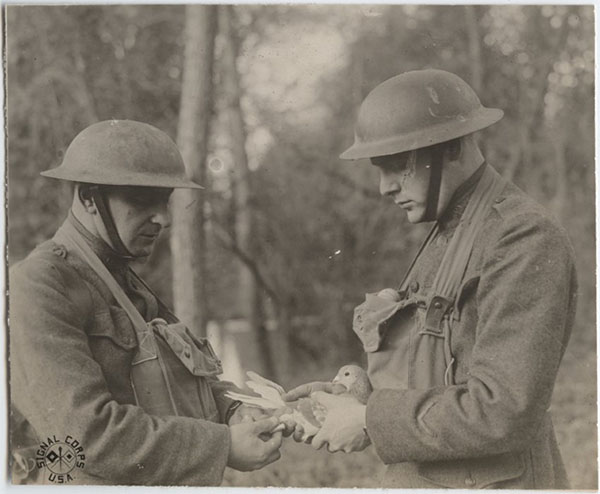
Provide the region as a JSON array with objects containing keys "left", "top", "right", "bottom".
[
  {"left": 331, "top": 364, "right": 373, "bottom": 404},
  {"left": 225, "top": 366, "right": 372, "bottom": 441}
]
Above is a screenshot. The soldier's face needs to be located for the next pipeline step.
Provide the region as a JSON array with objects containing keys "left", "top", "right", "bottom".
[
  {"left": 371, "top": 149, "right": 432, "bottom": 223},
  {"left": 104, "top": 186, "right": 173, "bottom": 258}
]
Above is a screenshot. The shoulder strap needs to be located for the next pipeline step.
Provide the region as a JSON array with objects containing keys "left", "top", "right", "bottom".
[
  {"left": 397, "top": 223, "right": 438, "bottom": 292},
  {"left": 432, "top": 165, "right": 506, "bottom": 299},
  {"left": 56, "top": 220, "right": 181, "bottom": 416},
  {"left": 127, "top": 269, "right": 178, "bottom": 323},
  {"left": 397, "top": 166, "right": 505, "bottom": 294},
  {"left": 56, "top": 221, "right": 150, "bottom": 339}
]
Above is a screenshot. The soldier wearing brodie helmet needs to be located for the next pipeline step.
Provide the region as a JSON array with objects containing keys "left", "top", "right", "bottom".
[
  {"left": 10, "top": 120, "right": 283, "bottom": 485},
  {"left": 340, "top": 69, "right": 504, "bottom": 223},
  {"left": 286, "top": 70, "right": 577, "bottom": 489}
]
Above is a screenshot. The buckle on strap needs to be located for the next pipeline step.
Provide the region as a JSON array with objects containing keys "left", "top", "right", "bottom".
[{"left": 424, "top": 296, "right": 453, "bottom": 334}]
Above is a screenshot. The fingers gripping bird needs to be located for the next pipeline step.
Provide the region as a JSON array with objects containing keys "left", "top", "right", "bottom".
[{"left": 225, "top": 366, "right": 372, "bottom": 442}]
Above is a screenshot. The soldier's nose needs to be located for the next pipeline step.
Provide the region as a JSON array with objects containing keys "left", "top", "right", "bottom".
[
  {"left": 379, "top": 173, "right": 400, "bottom": 197},
  {"left": 153, "top": 209, "right": 171, "bottom": 229}
]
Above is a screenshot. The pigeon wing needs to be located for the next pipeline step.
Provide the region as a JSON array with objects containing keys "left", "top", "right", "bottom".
[
  {"left": 245, "top": 381, "right": 286, "bottom": 407},
  {"left": 351, "top": 380, "right": 372, "bottom": 404},
  {"left": 246, "top": 371, "right": 286, "bottom": 395},
  {"left": 349, "top": 370, "right": 373, "bottom": 404},
  {"left": 224, "top": 391, "right": 280, "bottom": 409}
]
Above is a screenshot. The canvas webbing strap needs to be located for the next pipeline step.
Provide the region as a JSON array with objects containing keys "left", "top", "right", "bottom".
[
  {"left": 57, "top": 220, "right": 180, "bottom": 415},
  {"left": 431, "top": 165, "right": 505, "bottom": 299},
  {"left": 398, "top": 164, "right": 505, "bottom": 298},
  {"left": 398, "top": 223, "right": 438, "bottom": 292}
]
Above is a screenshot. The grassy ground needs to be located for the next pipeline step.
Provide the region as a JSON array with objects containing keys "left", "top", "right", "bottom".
[{"left": 223, "top": 326, "right": 597, "bottom": 489}]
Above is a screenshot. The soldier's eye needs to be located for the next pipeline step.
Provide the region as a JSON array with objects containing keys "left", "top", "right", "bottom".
[
  {"left": 129, "top": 188, "right": 171, "bottom": 208},
  {"left": 383, "top": 158, "right": 408, "bottom": 173}
]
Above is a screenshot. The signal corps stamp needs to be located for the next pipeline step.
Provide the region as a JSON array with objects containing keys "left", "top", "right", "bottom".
[{"left": 35, "top": 435, "right": 85, "bottom": 484}]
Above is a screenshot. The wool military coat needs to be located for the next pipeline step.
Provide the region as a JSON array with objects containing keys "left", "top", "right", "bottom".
[
  {"left": 363, "top": 167, "right": 577, "bottom": 489},
  {"left": 10, "top": 216, "right": 238, "bottom": 486}
]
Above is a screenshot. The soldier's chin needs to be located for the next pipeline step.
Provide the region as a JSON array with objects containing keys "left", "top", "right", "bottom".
[
  {"left": 130, "top": 245, "right": 153, "bottom": 262},
  {"left": 131, "top": 236, "right": 159, "bottom": 259},
  {"left": 405, "top": 207, "right": 425, "bottom": 224}
]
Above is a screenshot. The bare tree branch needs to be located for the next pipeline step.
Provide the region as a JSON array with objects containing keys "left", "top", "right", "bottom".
[
  {"left": 211, "top": 221, "right": 281, "bottom": 305},
  {"left": 265, "top": 126, "right": 381, "bottom": 200}
]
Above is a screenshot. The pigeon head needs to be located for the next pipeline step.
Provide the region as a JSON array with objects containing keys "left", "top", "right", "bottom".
[
  {"left": 332, "top": 365, "right": 373, "bottom": 404},
  {"left": 332, "top": 365, "right": 365, "bottom": 389}
]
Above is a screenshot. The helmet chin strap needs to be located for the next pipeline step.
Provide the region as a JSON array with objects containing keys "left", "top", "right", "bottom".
[
  {"left": 89, "top": 186, "right": 136, "bottom": 260},
  {"left": 423, "top": 144, "right": 444, "bottom": 222}
]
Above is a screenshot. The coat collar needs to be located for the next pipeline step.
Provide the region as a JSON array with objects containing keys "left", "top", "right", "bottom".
[
  {"left": 438, "top": 162, "right": 487, "bottom": 232},
  {"left": 66, "top": 211, "right": 130, "bottom": 278}
]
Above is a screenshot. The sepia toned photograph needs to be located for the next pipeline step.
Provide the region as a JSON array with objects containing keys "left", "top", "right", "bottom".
[{"left": 5, "top": 4, "right": 596, "bottom": 489}]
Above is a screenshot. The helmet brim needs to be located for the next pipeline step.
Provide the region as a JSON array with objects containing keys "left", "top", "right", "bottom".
[
  {"left": 340, "top": 107, "right": 503, "bottom": 161},
  {"left": 40, "top": 167, "right": 203, "bottom": 189}
]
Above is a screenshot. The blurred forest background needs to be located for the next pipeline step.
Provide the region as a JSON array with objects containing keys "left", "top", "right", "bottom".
[{"left": 6, "top": 4, "right": 596, "bottom": 489}]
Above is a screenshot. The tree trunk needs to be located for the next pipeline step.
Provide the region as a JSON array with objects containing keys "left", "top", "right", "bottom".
[
  {"left": 551, "top": 126, "right": 568, "bottom": 221},
  {"left": 171, "top": 5, "right": 217, "bottom": 337},
  {"left": 505, "top": 16, "right": 570, "bottom": 183},
  {"left": 464, "top": 5, "right": 483, "bottom": 94},
  {"left": 220, "top": 5, "right": 276, "bottom": 379},
  {"left": 274, "top": 300, "right": 293, "bottom": 382}
]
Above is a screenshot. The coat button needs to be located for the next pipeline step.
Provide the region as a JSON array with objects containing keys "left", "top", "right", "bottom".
[
  {"left": 464, "top": 476, "right": 476, "bottom": 487},
  {"left": 52, "top": 244, "right": 68, "bottom": 259},
  {"left": 410, "top": 281, "right": 420, "bottom": 293}
]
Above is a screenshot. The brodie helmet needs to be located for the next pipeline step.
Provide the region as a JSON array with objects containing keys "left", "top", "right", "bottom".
[
  {"left": 340, "top": 69, "right": 503, "bottom": 160},
  {"left": 42, "top": 120, "right": 201, "bottom": 258},
  {"left": 340, "top": 69, "right": 503, "bottom": 220},
  {"left": 42, "top": 119, "right": 202, "bottom": 189}
]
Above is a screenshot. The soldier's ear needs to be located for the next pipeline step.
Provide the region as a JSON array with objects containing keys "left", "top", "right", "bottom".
[{"left": 77, "top": 185, "right": 98, "bottom": 214}]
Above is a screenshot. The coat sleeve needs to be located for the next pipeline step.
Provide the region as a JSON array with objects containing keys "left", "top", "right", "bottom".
[
  {"left": 365, "top": 211, "right": 577, "bottom": 463},
  {"left": 208, "top": 377, "right": 245, "bottom": 423},
  {"left": 9, "top": 255, "right": 231, "bottom": 485}
]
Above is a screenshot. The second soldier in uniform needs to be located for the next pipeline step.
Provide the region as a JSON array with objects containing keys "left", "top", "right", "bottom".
[
  {"left": 10, "top": 120, "right": 283, "bottom": 485},
  {"left": 286, "top": 69, "right": 577, "bottom": 489}
]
